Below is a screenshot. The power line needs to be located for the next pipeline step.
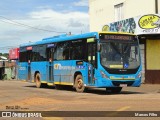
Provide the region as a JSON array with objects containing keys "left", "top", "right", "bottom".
[{"left": 0, "top": 16, "right": 67, "bottom": 34}]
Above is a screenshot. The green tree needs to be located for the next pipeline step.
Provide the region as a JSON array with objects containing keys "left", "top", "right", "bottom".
[{"left": 0, "top": 53, "right": 9, "bottom": 59}]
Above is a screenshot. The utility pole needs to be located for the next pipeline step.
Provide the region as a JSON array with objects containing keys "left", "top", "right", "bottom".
[{"left": 155, "top": 0, "right": 158, "bottom": 14}]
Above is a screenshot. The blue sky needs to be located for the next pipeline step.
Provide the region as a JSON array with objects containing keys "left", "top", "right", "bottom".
[
  {"left": 0, "top": 0, "right": 89, "bottom": 53},
  {"left": 0, "top": 0, "right": 88, "bottom": 18}
]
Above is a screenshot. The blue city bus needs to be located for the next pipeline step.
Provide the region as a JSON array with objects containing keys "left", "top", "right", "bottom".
[{"left": 18, "top": 32, "right": 142, "bottom": 93}]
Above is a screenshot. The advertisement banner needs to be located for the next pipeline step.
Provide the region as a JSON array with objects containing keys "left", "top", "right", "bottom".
[
  {"left": 9, "top": 48, "right": 19, "bottom": 60},
  {"left": 102, "top": 14, "right": 160, "bottom": 35}
]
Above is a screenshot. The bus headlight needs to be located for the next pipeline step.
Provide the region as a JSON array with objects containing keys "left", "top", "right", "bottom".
[
  {"left": 136, "top": 71, "right": 142, "bottom": 79},
  {"left": 100, "top": 71, "right": 109, "bottom": 79}
]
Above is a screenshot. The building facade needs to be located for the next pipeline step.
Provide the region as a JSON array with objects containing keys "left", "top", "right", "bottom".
[
  {"left": 89, "top": 0, "right": 160, "bottom": 31},
  {"left": 89, "top": 0, "right": 160, "bottom": 84}
]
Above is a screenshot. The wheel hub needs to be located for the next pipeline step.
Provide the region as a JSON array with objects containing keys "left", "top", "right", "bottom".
[{"left": 77, "top": 79, "right": 83, "bottom": 89}]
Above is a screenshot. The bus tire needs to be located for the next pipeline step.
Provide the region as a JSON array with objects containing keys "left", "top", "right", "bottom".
[
  {"left": 35, "top": 73, "right": 42, "bottom": 88},
  {"left": 75, "top": 74, "right": 85, "bottom": 93},
  {"left": 106, "top": 87, "right": 122, "bottom": 93}
]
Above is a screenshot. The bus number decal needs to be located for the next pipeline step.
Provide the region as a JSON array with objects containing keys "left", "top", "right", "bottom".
[{"left": 19, "top": 67, "right": 26, "bottom": 71}]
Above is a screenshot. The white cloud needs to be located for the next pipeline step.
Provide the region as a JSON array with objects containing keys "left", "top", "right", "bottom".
[
  {"left": 73, "top": 0, "right": 88, "bottom": 7},
  {"left": 29, "top": 9, "right": 89, "bottom": 33},
  {"left": 0, "top": 9, "right": 89, "bottom": 53}
]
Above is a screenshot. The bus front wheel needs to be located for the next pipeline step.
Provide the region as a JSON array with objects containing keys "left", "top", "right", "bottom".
[{"left": 75, "top": 74, "right": 85, "bottom": 93}]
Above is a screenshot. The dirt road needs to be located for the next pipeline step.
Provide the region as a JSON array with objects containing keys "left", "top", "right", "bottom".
[{"left": 0, "top": 80, "right": 159, "bottom": 119}]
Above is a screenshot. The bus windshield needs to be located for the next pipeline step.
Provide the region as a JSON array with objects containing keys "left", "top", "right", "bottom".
[{"left": 100, "top": 36, "right": 140, "bottom": 69}]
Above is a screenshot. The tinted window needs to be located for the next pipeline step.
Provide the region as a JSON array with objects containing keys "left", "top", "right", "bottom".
[
  {"left": 32, "top": 45, "right": 46, "bottom": 61},
  {"left": 53, "top": 39, "right": 87, "bottom": 61},
  {"left": 70, "top": 40, "right": 86, "bottom": 60},
  {"left": 54, "top": 42, "right": 70, "bottom": 60},
  {"left": 19, "top": 47, "right": 27, "bottom": 62}
]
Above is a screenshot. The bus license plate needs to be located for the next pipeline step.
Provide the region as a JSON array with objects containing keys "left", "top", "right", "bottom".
[{"left": 120, "top": 84, "right": 127, "bottom": 87}]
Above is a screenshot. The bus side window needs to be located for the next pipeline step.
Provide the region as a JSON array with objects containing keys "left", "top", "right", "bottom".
[
  {"left": 19, "top": 47, "right": 27, "bottom": 62},
  {"left": 70, "top": 40, "right": 86, "bottom": 60},
  {"left": 46, "top": 47, "right": 54, "bottom": 61},
  {"left": 71, "top": 46, "right": 82, "bottom": 60},
  {"left": 32, "top": 45, "right": 46, "bottom": 61},
  {"left": 54, "top": 42, "right": 70, "bottom": 60},
  {"left": 27, "top": 50, "right": 32, "bottom": 62},
  {"left": 63, "top": 48, "right": 69, "bottom": 60},
  {"left": 54, "top": 47, "right": 58, "bottom": 60},
  {"left": 62, "top": 42, "right": 70, "bottom": 60}
]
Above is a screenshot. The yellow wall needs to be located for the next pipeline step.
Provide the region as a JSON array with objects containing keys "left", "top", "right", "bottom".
[{"left": 146, "top": 40, "right": 160, "bottom": 70}]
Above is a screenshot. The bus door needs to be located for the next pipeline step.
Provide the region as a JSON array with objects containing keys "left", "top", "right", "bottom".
[
  {"left": 87, "top": 39, "right": 97, "bottom": 85},
  {"left": 26, "top": 46, "right": 32, "bottom": 82},
  {"left": 46, "top": 46, "right": 54, "bottom": 83}
]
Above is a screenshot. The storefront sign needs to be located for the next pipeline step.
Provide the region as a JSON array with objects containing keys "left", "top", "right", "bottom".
[{"left": 102, "top": 14, "right": 160, "bottom": 35}]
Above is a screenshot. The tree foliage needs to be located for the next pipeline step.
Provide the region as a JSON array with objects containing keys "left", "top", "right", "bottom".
[{"left": 0, "top": 53, "right": 9, "bottom": 59}]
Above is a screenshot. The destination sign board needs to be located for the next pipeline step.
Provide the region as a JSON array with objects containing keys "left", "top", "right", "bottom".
[{"left": 99, "top": 34, "right": 134, "bottom": 41}]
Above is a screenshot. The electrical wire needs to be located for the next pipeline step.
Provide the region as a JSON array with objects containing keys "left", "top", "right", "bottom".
[{"left": 0, "top": 16, "right": 67, "bottom": 33}]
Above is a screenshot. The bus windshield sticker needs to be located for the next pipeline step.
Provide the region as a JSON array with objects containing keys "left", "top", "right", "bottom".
[
  {"left": 93, "top": 56, "right": 95, "bottom": 60},
  {"left": 88, "top": 56, "right": 91, "bottom": 61}
]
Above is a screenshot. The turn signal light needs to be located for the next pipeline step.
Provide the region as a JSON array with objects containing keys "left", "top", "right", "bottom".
[{"left": 136, "top": 71, "right": 142, "bottom": 79}]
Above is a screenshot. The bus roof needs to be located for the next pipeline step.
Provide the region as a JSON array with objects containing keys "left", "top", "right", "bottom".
[
  {"left": 20, "top": 31, "right": 135, "bottom": 47},
  {"left": 20, "top": 32, "right": 98, "bottom": 47}
]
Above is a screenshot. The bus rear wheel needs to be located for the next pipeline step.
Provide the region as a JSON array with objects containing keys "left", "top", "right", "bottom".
[
  {"left": 35, "top": 73, "right": 41, "bottom": 88},
  {"left": 75, "top": 74, "right": 85, "bottom": 93}
]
